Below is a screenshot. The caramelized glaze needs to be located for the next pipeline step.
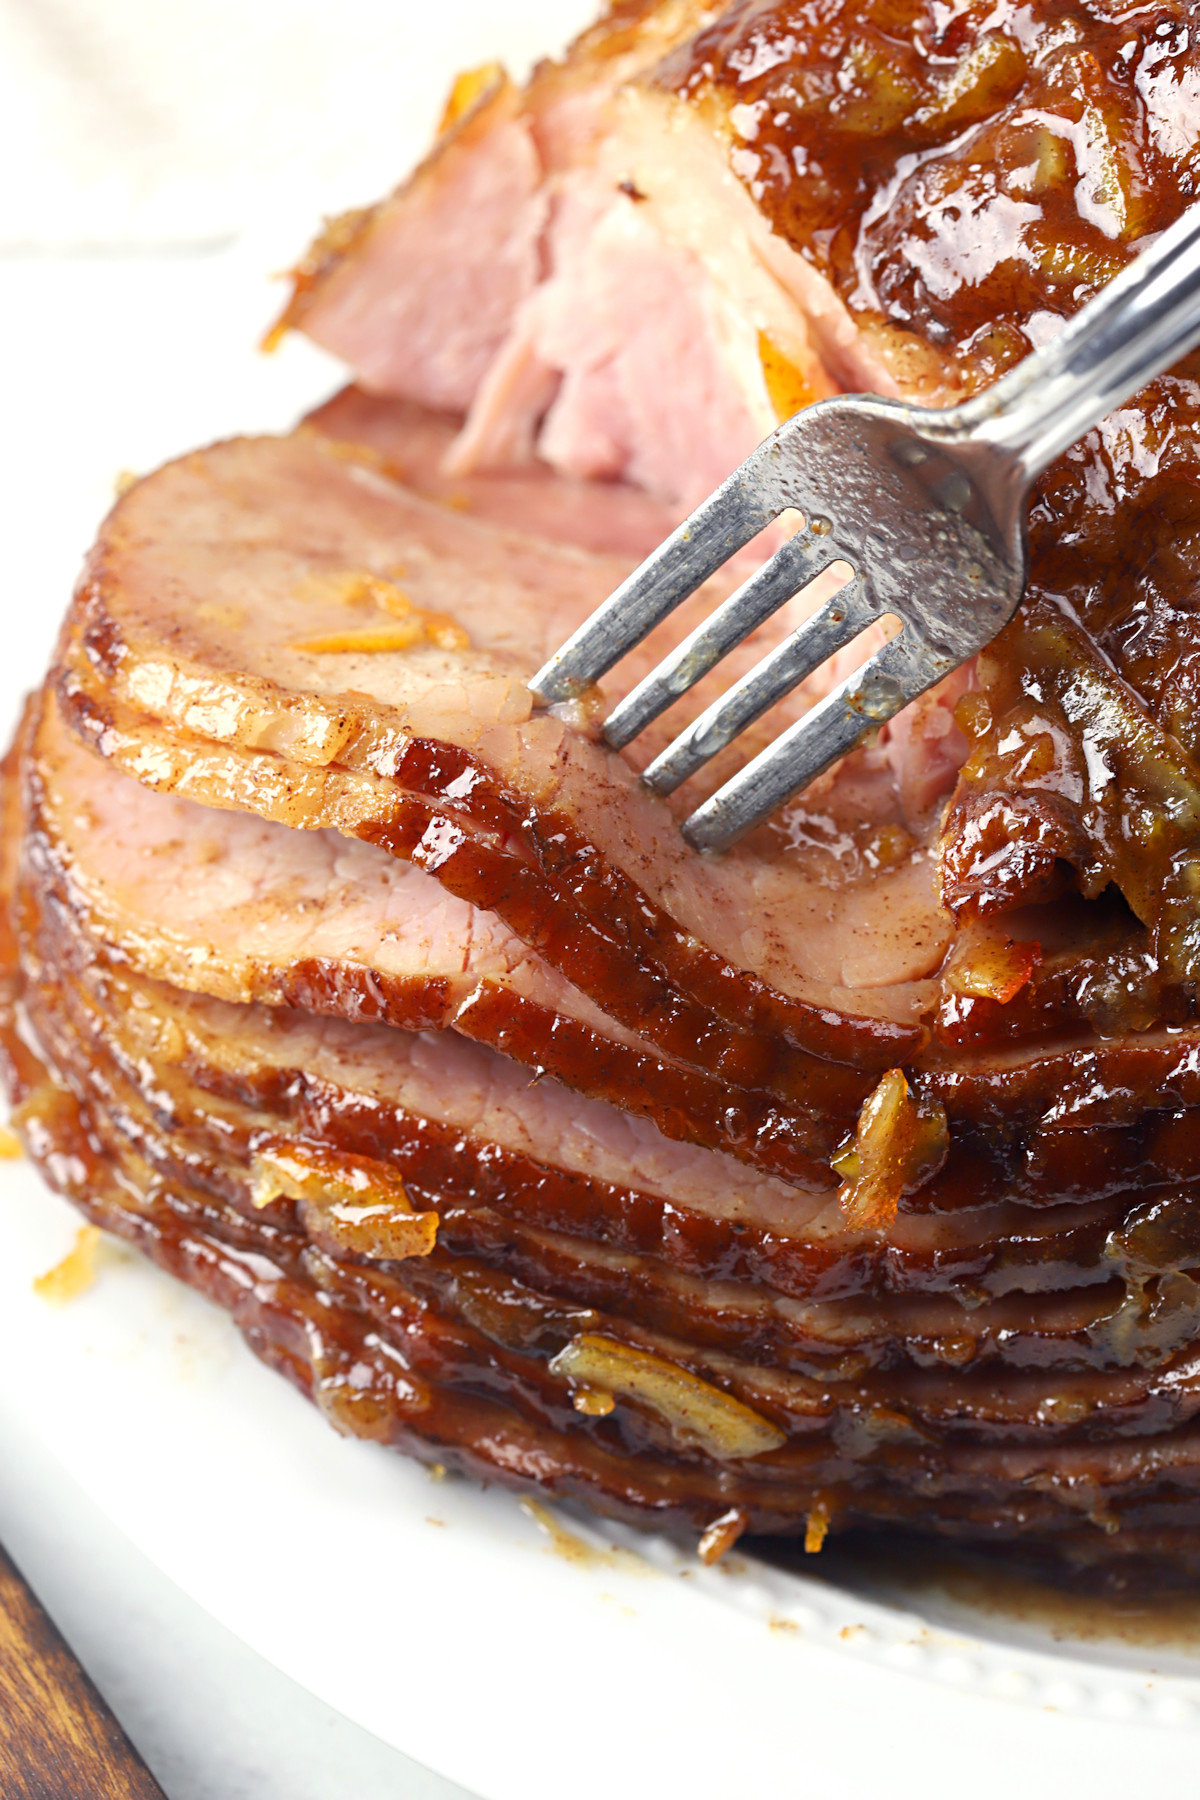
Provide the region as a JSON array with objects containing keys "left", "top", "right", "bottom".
[
  {"left": 671, "top": 3, "right": 1200, "bottom": 385},
  {"left": 662, "top": 3, "right": 1200, "bottom": 1050}
]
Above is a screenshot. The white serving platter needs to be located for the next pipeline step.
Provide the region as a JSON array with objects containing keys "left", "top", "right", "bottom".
[{"left": 4, "top": 1142, "right": 1200, "bottom": 1800}]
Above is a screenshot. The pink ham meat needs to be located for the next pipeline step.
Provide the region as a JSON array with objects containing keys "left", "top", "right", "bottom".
[
  {"left": 301, "top": 389, "right": 676, "bottom": 560},
  {"left": 275, "top": 23, "right": 896, "bottom": 511},
  {"left": 272, "top": 9, "right": 979, "bottom": 826}
]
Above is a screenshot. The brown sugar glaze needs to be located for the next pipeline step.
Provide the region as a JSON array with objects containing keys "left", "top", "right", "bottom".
[
  {"left": 668, "top": 2, "right": 1196, "bottom": 383},
  {"left": 669, "top": 3, "right": 1200, "bottom": 1046}
]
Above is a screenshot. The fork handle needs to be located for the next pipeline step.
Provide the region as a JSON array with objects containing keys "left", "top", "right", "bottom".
[{"left": 960, "top": 200, "right": 1200, "bottom": 481}]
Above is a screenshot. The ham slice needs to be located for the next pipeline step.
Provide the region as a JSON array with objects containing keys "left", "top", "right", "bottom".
[
  {"left": 21, "top": 930, "right": 1194, "bottom": 1369},
  {"left": 28, "top": 683, "right": 1200, "bottom": 1221},
  {"left": 15, "top": 785, "right": 1171, "bottom": 1310},
  {"left": 13, "top": 928, "right": 1200, "bottom": 1551},
  {"left": 60, "top": 426, "right": 953, "bottom": 1041},
  {"left": 27, "top": 693, "right": 848, "bottom": 1186}
]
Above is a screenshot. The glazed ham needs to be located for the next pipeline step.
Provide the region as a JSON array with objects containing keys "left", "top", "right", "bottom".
[{"left": 9, "top": 0, "right": 1200, "bottom": 1576}]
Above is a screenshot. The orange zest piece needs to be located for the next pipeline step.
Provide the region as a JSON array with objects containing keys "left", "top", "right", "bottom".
[
  {"left": 420, "top": 612, "right": 470, "bottom": 651},
  {"left": 289, "top": 624, "right": 425, "bottom": 655},
  {"left": 833, "top": 1068, "right": 949, "bottom": 1231},
  {"left": 947, "top": 936, "right": 1042, "bottom": 1005},
  {"left": 550, "top": 1333, "right": 786, "bottom": 1461},
  {"left": 571, "top": 1385, "right": 616, "bottom": 1418},
  {"left": 292, "top": 569, "right": 413, "bottom": 612},
  {"left": 758, "top": 330, "right": 819, "bottom": 421},
  {"left": 252, "top": 1136, "right": 438, "bottom": 1260},
  {"left": 698, "top": 1506, "right": 750, "bottom": 1566},
  {"left": 34, "top": 1226, "right": 103, "bottom": 1303},
  {"left": 289, "top": 569, "right": 470, "bottom": 655},
  {"left": 438, "top": 61, "right": 506, "bottom": 135},
  {"left": 805, "top": 1496, "right": 832, "bottom": 1554}
]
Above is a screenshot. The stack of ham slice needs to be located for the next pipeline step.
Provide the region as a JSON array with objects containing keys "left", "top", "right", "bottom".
[{"left": 9, "top": 0, "right": 1200, "bottom": 1573}]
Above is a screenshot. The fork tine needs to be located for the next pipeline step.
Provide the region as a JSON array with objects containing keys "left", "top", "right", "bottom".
[
  {"left": 528, "top": 446, "right": 780, "bottom": 703},
  {"left": 681, "top": 631, "right": 954, "bottom": 852},
  {"left": 601, "top": 526, "right": 847, "bottom": 751},
  {"left": 641, "top": 577, "right": 877, "bottom": 795}
]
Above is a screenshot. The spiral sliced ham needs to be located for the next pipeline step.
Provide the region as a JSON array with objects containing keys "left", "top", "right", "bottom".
[{"left": 9, "top": 0, "right": 1200, "bottom": 1575}]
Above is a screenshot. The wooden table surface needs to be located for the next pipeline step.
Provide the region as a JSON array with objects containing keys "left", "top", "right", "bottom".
[{"left": 0, "top": 1540, "right": 165, "bottom": 1799}]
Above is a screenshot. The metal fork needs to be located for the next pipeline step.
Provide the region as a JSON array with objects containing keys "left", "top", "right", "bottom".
[{"left": 530, "top": 202, "right": 1200, "bottom": 852}]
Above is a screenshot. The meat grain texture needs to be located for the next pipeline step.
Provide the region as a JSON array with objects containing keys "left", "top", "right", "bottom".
[{"left": 9, "top": 0, "right": 1200, "bottom": 1577}]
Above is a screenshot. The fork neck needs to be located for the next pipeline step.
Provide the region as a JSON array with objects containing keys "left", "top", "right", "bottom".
[{"left": 947, "top": 198, "right": 1200, "bottom": 483}]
